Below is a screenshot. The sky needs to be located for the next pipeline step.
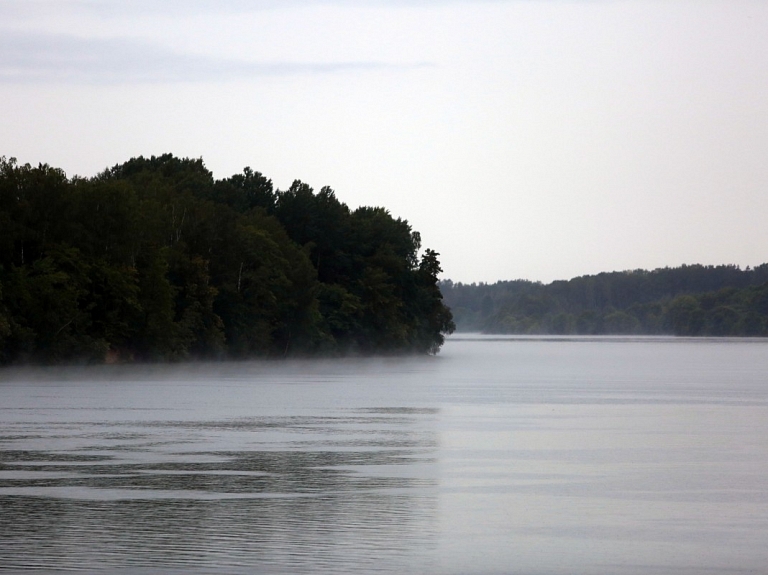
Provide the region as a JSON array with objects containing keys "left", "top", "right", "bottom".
[{"left": 2, "top": 0, "right": 768, "bottom": 284}]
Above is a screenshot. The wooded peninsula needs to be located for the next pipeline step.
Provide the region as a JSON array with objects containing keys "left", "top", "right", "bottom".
[
  {"left": 0, "top": 154, "right": 454, "bottom": 364},
  {"left": 442, "top": 265, "right": 768, "bottom": 336}
]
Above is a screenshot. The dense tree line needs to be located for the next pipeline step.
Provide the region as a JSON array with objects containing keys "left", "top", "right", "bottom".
[
  {"left": 441, "top": 265, "right": 768, "bottom": 336},
  {"left": 0, "top": 154, "right": 454, "bottom": 364}
]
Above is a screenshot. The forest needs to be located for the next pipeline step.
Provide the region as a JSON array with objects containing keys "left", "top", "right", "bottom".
[
  {"left": 441, "top": 264, "right": 768, "bottom": 336},
  {"left": 0, "top": 154, "right": 454, "bottom": 364}
]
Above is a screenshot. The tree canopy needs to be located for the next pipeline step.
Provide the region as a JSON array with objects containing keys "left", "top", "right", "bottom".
[
  {"left": 442, "top": 265, "right": 768, "bottom": 336},
  {"left": 0, "top": 154, "right": 454, "bottom": 364}
]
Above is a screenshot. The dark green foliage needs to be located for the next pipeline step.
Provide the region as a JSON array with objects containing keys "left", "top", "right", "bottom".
[
  {"left": 208, "top": 167, "right": 275, "bottom": 213},
  {"left": 0, "top": 154, "right": 453, "bottom": 364},
  {"left": 2, "top": 246, "right": 108, "bottom": 362},
  {"left": 271, "top": 182, "right": 453, "bottom": 353},
  {"left": 442, "top": 266, "right": 768, "bottom": 336},
  {"left": 411, "top": 249, "right": 456, "bottom": 353}
]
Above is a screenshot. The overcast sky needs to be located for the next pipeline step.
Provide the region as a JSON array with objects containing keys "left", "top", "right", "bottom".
[{"left": 2, "top": 0, "right": 767, "bottom": 283}]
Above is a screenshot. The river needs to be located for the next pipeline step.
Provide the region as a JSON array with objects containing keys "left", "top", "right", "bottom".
[{"left": 1, "top": 335, "right": 767, "bottom": 574}]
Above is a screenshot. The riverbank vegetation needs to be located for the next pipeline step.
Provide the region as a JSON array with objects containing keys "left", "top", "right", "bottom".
[
  {"left": 442, "top": 265, "right": 768, "bottom": 336},
  {"left": 0, "top": 154, "right": 454, "bottom": 364}
]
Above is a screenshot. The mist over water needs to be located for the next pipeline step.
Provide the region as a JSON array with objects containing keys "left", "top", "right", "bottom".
[{"left": 1, "top": 336, "right": 768, "bottom": 574}]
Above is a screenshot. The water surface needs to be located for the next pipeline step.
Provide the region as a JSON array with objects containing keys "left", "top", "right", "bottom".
[{"left": 2, "top": 336, "right": 767, "bottom": 574}]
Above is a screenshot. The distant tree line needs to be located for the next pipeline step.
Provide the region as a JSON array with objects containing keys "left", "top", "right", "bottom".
[
  {"left": 441, "top": 265, "right": 768, "bottom": 336},
  {"left": 0, "top": 154, "right": 454, "bottom": 364}
]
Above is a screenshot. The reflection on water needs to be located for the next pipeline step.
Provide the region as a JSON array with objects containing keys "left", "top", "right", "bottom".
[
  {"left": 1, "top": 494, "right": 434, "bottom": 573},
  {"left": 0, "top": 409, "right": 438, "bottom": 573},
  {"left": 2, "top": 337, "right": 768, "bottom": 574}
]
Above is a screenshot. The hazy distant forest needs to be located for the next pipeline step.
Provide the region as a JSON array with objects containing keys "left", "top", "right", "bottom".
[
  {"left": 0, "top": 154, "right": 454, "bottom": 364},
  {"left": 442, "top": 265, "right": 768, "bottom": 336}
]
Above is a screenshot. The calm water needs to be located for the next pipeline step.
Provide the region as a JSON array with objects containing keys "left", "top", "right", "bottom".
[{"left": 1, "top": 336, "right": 768, "bottom": 574}]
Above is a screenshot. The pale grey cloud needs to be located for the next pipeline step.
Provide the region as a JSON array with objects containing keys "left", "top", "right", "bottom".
[
  {"left": 0, "top": 32, "right": 430, "bottom": 84},
  {"left": 4, "top": 0, "right": 511, "bottom": 22},
  {"left": 6, "top": 0, "right": 511, "bottom": 15}
]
